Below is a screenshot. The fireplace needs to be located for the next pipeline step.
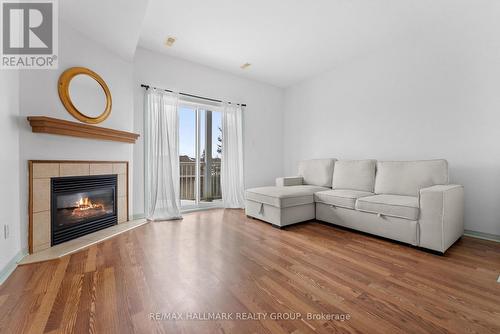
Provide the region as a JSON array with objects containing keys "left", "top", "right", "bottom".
[{"left": 51, "top": 174, "right": 117, "bottom": 246}]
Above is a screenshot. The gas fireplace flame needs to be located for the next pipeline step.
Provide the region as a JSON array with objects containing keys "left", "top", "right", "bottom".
[{"left": 74, "top": 197, "right": 104, "bottom": 212}]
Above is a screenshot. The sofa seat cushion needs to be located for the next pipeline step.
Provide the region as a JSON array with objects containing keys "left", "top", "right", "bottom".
[
  {"left": 246, "top": 185, "right": 329, "bottom": 208},
  {"left": 355, "top": 194, "right": 419, "bottom": 220},
  {"left": 314, "top": 189, "right": 374, "bottom": 209}
]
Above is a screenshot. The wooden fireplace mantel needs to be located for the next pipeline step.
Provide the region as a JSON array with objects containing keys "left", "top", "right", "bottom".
[{"left": 27, "top": 116, "right": 140, "bottom": 143}]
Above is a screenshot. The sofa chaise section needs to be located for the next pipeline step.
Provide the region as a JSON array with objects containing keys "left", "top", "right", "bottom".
[
  {"left": 245, "top": 159, "right": 335, "bottom": 227},
  {"left": 246, "top": 185, "right": 329, "bottom": 227}
]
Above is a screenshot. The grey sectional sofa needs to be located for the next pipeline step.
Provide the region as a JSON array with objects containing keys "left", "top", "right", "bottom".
[{"left": 245, "top": 159, "right": 464, "bottom": 253}]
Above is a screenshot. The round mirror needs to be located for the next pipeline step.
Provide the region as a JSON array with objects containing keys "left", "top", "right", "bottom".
[
  {"left": 68, "top": 74, "right": 107, "bottom": 119},
  {"left": 58, "top": 67, "right": 112, "bottom": 124}
]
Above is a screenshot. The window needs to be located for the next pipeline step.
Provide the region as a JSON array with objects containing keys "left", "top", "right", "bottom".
[{"left": 179, "top": 102, "right": 222, "bottom": 209}]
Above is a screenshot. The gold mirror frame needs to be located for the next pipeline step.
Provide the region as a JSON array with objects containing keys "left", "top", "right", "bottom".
[{"left": 58, "top": 67, "right": 112, "bottom": 124}]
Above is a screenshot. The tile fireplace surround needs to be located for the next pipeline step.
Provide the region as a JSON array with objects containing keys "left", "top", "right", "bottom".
[{"left": 28, "top": 160, "right": 129, "bottom": 254}]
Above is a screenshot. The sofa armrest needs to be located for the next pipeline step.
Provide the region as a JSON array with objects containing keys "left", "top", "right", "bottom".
[
  {"left": 418, "top": 184, "right": 464, "bottom": 253},
  {"left": 275, "top": 176, "right": 304, "bottom": 187}
]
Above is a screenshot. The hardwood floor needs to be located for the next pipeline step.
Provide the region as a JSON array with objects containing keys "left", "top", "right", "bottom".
[{"left": 1, "top": 209, "right": 500, "bottom": 333}]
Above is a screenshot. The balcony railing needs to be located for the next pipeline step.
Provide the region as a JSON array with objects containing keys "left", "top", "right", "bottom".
[{"left": 180, "top": 161, "right": 221, "bottom": 201}]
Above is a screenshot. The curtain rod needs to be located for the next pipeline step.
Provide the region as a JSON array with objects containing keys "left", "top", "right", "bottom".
[{"left": 140, "top": 84, "right": 247, "bottom": 107}]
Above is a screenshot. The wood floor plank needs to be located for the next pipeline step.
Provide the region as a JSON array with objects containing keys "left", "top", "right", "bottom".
[
  {"left": 1, "top": 209, "right": 500, "bottom": 334},
  {"left": 26, "top": 256, "right": 70, "bottom": 334}
]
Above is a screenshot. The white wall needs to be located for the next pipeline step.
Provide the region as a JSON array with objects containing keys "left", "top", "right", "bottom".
[
  {"left": 284, "top": 13, "right": 500, "bottom": 235},
  {"left": 133, "top": 48, "right": 284, "bottom": 215},
  {"left": 18, "top": 22, "right": 135, "bottom": 251},
  {"left": 0, "top": 71, "right": 22, "bottom": 275}
]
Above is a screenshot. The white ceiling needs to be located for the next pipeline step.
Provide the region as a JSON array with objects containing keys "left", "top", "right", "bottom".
[
  {"left": 61, "top": 1, "right": 499, "bottom": 87},
  {"left": 138, "top": 0, "right": 451, "bottom": 87},
  {"left": 60, "top": 0, "right": 149, "bottom": 60}
]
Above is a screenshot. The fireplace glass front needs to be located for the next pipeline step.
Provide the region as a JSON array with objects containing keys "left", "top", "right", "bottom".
[{"left": 51, "top": 175, "right": 117, "bottom": 245}]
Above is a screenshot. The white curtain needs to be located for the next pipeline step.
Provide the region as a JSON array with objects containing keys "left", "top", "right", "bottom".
[
  {"left": 144, "top": 89, "right": 182, "bottom": 221},
  {"left": 221, "top": 103, "right": 245, "bottom": 208}
]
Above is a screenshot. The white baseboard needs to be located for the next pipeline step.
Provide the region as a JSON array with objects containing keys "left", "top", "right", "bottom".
[
  {"left": 464, "top": 230, "right": 500, "bottom": 243},
  {"left": 132, "top": 206, "right": 224, "bottom": 219},
  {"left": 131, "top": 213, "right": 145, "bottom": 220},
  {"left": 181, "top": 205, "right": 224, "bottom": 214},
  {"left": 0, "top": 249, "right": 28, "bottom": 285}
]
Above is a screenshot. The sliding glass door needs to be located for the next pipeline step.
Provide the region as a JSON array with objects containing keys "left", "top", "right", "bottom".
[{"left": 179, "top": 103, "right": 222, "bottom": 209}]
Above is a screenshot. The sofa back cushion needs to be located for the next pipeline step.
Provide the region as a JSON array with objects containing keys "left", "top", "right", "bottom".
[
  {"left": 332, "top": 160, "right": 377, "bottom": 192},
  {"left": 374, "top": 160, "right": 449, "bottom": 196},
  {"left": 298, "top": 159, "right": 336, "bottom": 187}
]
